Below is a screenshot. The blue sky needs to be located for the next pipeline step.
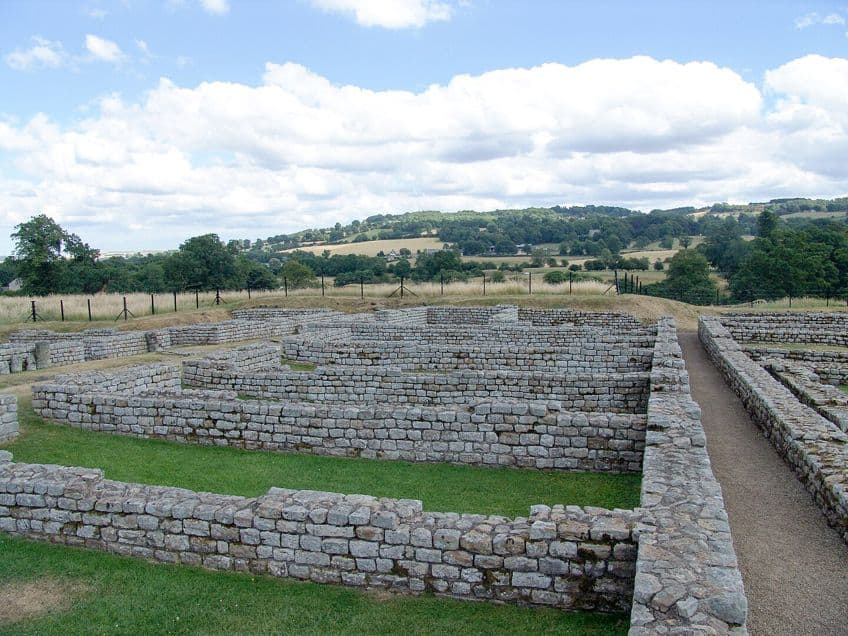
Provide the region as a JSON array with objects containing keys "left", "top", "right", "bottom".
[{"left": 1, "top": 1, "right": 847, "bottom": 252}]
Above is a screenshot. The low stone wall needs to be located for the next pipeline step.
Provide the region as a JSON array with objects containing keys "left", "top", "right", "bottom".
[
  {"left": 45, "top": 363, "right": 181, "bottom": 395},
  {"left": 721, "top": 312, "right": 848, "bottom": 345},
  {"left": 0, "top": 453, "right": 641, "bottom": 612},
  {"left": 374, "top": 307, "right": 428, "bottom": 325},
  {"left": 0, "top": 395, "right": 17, "bottom": 443},
  {"left": 0, "top": 339, "right": 85, "bottom": 374},
  {"left": 339, "top": 324, "right": 656, "bottom": 347},
  {"left": 281, "top": 340, "right": 653, "bottom": 374},
  {"left": 9, "top": 328, "right": 148, "bottom": 360},
  {"left": 168, "top": 320, "right": 279, "bottom": 346},
  {"left": 517, "top": 308, "right": 643, "bottom": 329},
  {"left": 630, "top": 317, "right": 748, "bottom": 634},
  {"left": 425, "top": 306, "right": 512, "bottom": 325},
  {"left": 194, "top": 343, "right": 281, "bottom": 372},
  {"left": 231, "top": 308, "right": 339, "bottom": 321},
  {"left": 699, "top": 316, "right": 848, "bottom": 545},
  {"left": 765, "top": 362, "right": 848, "bottom": 433},
  {"left": 744, "top": 346, "right": 848, "bottom": 385},
  {"left": 32, "top": 375, "right": 646, "bottom": 472},
  {"left": 0, "top": 343, "right": 37, "bottom": 374},
  {"left": 183, "top": 357, "right": 649, "bottom": 414}
]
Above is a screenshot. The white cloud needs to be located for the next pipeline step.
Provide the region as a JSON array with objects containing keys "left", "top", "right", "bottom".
[
  {"left": 795, "top": 12, "right": 845, "bottom": 28},
  {"left": 308, "top": 0, "right": 453, "bottom": 28},
  {"left": 200, "top": 0, "right": 230, "bottom": 15},
  {"left": 0, "top": 55, "right": 847, "bottom": 251},
  {"left": 4, "top": 36, "right": 67, "bottom": 71},
  {"left": 85, "top": 34, "right": 123, "bottom": 63}
]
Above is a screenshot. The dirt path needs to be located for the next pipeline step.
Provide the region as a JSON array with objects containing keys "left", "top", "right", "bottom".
[{"left": 678, "top": 331, "right": 848, "bottom": 635}]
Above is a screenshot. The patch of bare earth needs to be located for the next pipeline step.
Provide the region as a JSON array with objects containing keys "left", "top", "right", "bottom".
[{"left": 0, "top": 577, "right": 85, "bottom": 625}]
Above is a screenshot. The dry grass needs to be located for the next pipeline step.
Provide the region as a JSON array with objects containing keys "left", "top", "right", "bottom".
[
  {"left": 0, "top": 290, "right": 282, "bottom": 325},
  {"left": 0, "top": 577, "right": 84, "bottom": 625}
]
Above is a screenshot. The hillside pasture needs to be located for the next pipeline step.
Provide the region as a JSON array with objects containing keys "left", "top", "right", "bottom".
[{"left": 280, "top": 237, "right": 446, "bottom": 257}]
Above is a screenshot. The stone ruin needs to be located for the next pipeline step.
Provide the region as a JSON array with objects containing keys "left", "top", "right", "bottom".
[
  {"left": 1, "top": 306, "right": 748, "bottom": 633},
  {"left": 700, "top": 312, "right": 848, "bottom": 545}
]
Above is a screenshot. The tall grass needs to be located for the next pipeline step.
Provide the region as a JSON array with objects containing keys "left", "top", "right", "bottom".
[{"left": 0, "top": 289, "right": 282, "bottom": 324}]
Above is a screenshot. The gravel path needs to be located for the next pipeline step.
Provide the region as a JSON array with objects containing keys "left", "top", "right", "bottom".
[{"left": 678, "top": 331, "right": 848, "bottom": 636}]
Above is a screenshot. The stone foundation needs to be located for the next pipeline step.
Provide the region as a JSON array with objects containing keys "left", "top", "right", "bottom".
[
  {"left": 699, "top": 316, "right": 848, "bottom": 545},
  {"left": 0, "top": 453, "right": 640, "bottom": 613}
]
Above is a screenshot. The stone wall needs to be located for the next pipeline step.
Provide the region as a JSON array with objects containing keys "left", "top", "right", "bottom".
[
  {"left": 699, "top": 316, "right": 848, "bottom": 545},
  {"left": 374, "top": 307, "right": 428, "bottom": 325},
  {"left": 0, "top": 395, "right": 17, "bottom": 443},
  {"left": 517, "top": 308, "right": 643, "bottom": 329},
  {"left": 0, "top": 453, "right": 640, "bottom": 612},
  {"left": 744, "top": 346, "right": 848, "bottom": 385},
  {"left": 630, "top": 317, "right": 748, "bottom": 634},
  {"left": 183, "top": 353, "right": 649, "bottom": 413},
  {"left": 720, "top": 312, "right": 848, "bottom": 345},
  {"left": 231, "top": 308, "right": 339, "bottom": 321},
  {"left": 425, "top": 306, "right": 514, "bottom": 325},
  {"left": 0, "top": 340, "right": 84, "bottom": 373},
  {"left": 32, "top": 372, "right": 646, "bottom": 472},
  {"left": 281, "top": 340, "right": 653, "bottom": 373},
  {"left": 765, "top": 362, "right": 848, "bottom": 433},
  {"left": 338, "top": 324, "right": 656, "bottom": 347}
]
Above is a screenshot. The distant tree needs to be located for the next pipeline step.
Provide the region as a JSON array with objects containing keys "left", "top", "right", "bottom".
[
  {"left": 11, "top": 214, "right": 79, "bottom": 295},
  {"left": 543, "top": 270, "right": 567, "bottom": 284},
  {"left": 644, "top": 250, "right": 716, "bottom": 305},
  {"left": 280, "top": 260, "right": 315, "bottom": 288},
  {"left": 568, "top": 263, "right": 582, "bottom": 272},
  {"left": 165, "top": 234, "right": 237, "bottom": 290},
  {"left": 680, "top": 236, "right": 692, "bottom": 248},
  {"left": 757, "top": 210, "right": 779, "bottom": 238},
  {"left": 398, "top": 248, "right": 412, "bottom": 257},
  {"left": 236, "top": 256, "right": 278, "bottom": 290},
  {"left": 653, "top": 260, "right": 664, "bottom": 271}
]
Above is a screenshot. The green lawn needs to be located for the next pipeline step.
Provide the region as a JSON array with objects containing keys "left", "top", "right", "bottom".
[
  {"left": 0, "top": 535, "right": 629, "bottom": 635},
  {"left": 4, "top": 401, "right": 641, "bottom": 517}
]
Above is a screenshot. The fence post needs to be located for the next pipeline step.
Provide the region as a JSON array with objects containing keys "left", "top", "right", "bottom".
[
  {"left": 321, "top": 274, "right": 325, "bottom": 296},
  {"left": 247, "top": 285, "right": 251, "bottom": 300},
  {"left": 195, "top": 290, "right": 199, "bottom": 309},
  {"left": 284, "top": 277, "right": 288, "bottom": 297},
  {"left": 400, "top": 277, "right": 405, "bottom": 299},
  {"left": 528, "top": 272, "right": 532, "bottom": 295},
  {"left": 825, "top": 293, "right": 829, "bottom": 307},
  {"left": 31, "top": 300, "right": 38, "bottom": 322},
  {"left": 788, "top": 293, "right": 792, "bottom": 308},
  {"left": 482, "top": 273, "right": 486, "bottom": 296},
  {"left": 122, "top": 296, "right": 128, "bottom": 321},
  {"left": 569, "top": 271, "right": 573, "bottom": 295},
  {"left": 151, "top": 294, "right": 155, "bottom": 315},
  {"left": 440, "top": 274, "right": 444, "bottom": 296},
  {"left": 173, "top": 291, "right": 177, "bottom": 312},
  {"left": 360, "top": 276, "right": 364, "bottom": 299},
  {"left": 60, "top": 299, "right": 64, "bottom": 322},
  {"left": 613, "top": 269, "right": 619, "bottom": 294},
  {"left": 87, "top": 298, "right": 92, "bottom": 321}
]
